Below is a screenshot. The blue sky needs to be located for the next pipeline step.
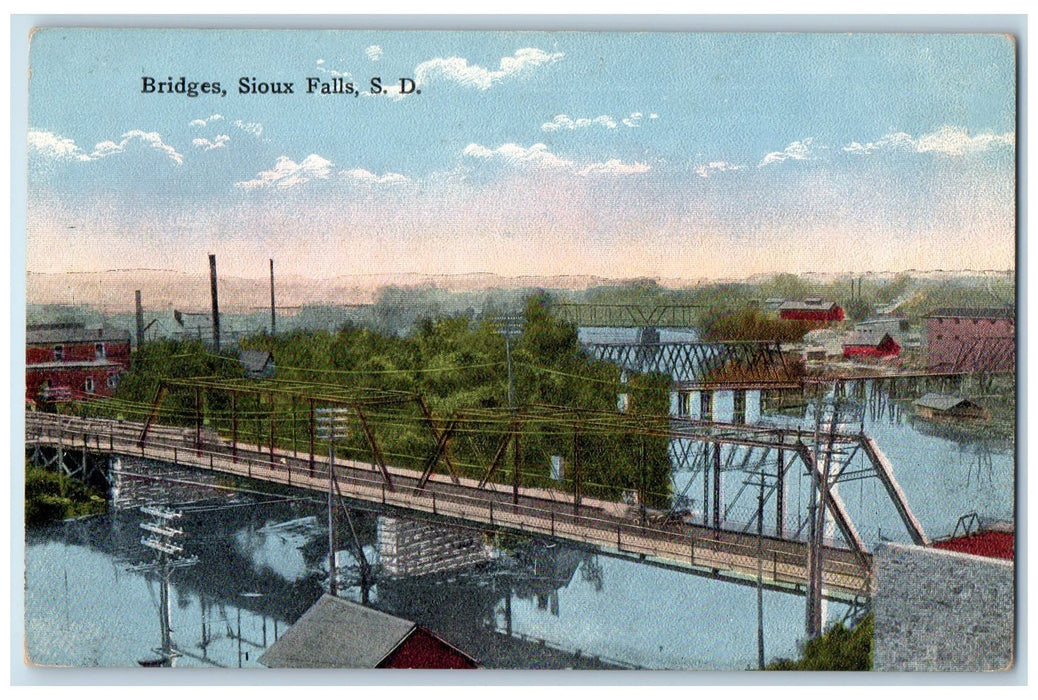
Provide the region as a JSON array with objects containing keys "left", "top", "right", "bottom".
[{"left": 26, "top": 30, "right": 1016, "bottom": 280}]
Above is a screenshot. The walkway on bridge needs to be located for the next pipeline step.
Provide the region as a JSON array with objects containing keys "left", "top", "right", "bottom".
[{"left": 28, "top": 411, "right": 879, "bottom": 600}]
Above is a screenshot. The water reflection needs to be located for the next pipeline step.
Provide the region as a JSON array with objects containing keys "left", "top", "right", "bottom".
[
  {"left": 25, "top": 376, "right": 1012, "bottom": 670},
  {"left": 26, "top": 493, "right": 845, "bottom": 670}
]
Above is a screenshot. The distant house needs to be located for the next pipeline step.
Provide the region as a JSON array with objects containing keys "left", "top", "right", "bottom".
[
  {"left": 779, "top": 298, "right": 844, "bottom": 323},
  {"left": 842, "top": 329, "right": 901, "bottom": 359},
  {"left": 238, "top": 350, "right": 275, "bottom": 378},
  {"left": 926, "top": 307, "right": 1014, "bottom": 374},
  {"left": 258, "top": 595, "right": 479, "bottom": 669},
  {"left": 26, "top": 322, "right": 132, "bottom": 402},
  {"left": 913, "top": 393, "right": 987, "bottom": 421}
]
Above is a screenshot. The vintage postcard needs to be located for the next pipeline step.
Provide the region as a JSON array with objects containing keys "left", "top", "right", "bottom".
[{"left": 20, "top": 26, "right": 1017, "bottom": 673}]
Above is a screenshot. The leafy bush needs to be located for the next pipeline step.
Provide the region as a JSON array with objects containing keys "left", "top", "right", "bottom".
[
  {"left": 767, "top": 614, "right": 872, "bottom": 671},
  {"left": 25, "top": 465, "right": 107, "bottom": 525}
]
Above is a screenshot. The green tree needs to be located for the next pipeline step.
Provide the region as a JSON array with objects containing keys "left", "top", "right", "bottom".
[{"left": 767, "top": 615, "right": 873, "bottom": 671}]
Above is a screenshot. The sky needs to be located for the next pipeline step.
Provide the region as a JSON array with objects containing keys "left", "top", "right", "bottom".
[{"left": 25, "top": 30, "right": 1017, "bottom": 281}]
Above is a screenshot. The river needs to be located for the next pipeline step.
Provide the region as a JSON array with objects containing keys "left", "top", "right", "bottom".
[{"left": 23, "top": 348, "right": 1014, "bottom": 670}]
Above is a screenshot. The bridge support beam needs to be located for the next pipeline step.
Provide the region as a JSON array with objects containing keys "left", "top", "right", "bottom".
[
  {"left": 712, "top": 443, "right": 722, "bottom": 531},
  {"left": 733, "top": 390, "right": 746, "bottom": 425}
]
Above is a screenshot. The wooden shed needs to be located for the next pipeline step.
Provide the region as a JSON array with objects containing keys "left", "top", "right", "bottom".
[{"left": 913, "top": 393, "right": 987, "bottom": 422}]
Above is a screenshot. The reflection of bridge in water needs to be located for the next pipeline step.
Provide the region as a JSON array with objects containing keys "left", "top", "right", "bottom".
[{"left": 27, "top": 401, "right": 930, "bottom": 602}]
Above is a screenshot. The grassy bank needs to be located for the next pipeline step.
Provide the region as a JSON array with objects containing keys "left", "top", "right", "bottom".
[{"left": 25, "top": 463, "right": 107, "bottom": 526}]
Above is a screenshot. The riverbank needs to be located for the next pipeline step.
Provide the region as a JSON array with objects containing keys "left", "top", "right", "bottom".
[{"left": 25, "top": 464, "right": 106, "bottom": 526}]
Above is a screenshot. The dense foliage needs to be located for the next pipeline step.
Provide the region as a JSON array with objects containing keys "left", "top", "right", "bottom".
[
  {"left": 767, "top": 615, "right": 873, "bottom": 671},
  {"left": 699, "top": 308, "right": 815, "bottom": 343},
  {"left": 87, "top": 296, "right": 674, "bottom": 507},
  {"left": 25, "top": 464, "right": 107, "bottom": 525}
]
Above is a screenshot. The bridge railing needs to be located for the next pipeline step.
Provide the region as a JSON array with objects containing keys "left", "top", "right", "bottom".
[{"left": 25, "top": 413, "right": 871, "bottom": 596}]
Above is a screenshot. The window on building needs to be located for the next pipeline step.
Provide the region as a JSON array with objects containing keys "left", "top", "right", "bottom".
[
  {"left": 96, "top": 343, "right": 106, "bottom": 359},
  {"left": 84, "top": 377, "right": 95, "bottom": 394},
  {"left": 106, "top": 374, "right": 119, "bottom": 389},
  {"left": 53, "top": 345, "right": 64, "bottom": 361}
]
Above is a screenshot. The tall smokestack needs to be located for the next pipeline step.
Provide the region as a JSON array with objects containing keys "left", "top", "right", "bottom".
[
  {"left": 209, "top": 254, "right": 220, "bottom": 351},
  {"left": 270, "top": 258, "right": 276, "bottom": 335},
  {"left": 135, "top": 290, "right": 144, "bottom": 348}
]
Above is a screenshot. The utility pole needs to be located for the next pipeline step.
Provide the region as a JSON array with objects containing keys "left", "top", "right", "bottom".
[
  {"left": 316, "top": 407, "right": 350, "bottom": 597},
  {"left": 806, "top": 382, "right": 841, "bottom": 640},
  {"left": 208, "top": 253, "right": 220, "bottom": 351},
  {"left": 757, "top": 472, "right": 766, "bottom": 670},
  {"left": 135, "top": 505, "right": 197, "bottom": 667},
  {"left": 135, "top": 290, "right": 144, "bottom": 348},
  {"left": 495, "top": 314, "right": 524, "bottom": 503},
  {"left": 269, "top": 258, "right": 276, "bottom": 335}
]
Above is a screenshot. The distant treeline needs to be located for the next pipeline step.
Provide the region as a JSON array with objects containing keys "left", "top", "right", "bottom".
[{"left": 29, "top": 271, "right": 1014, "bottom": 343}]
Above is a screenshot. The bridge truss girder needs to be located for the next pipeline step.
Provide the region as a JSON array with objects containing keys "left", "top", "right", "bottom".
[
  {"left": 552, "top": 303, "right": 702, "bottom": 328},
  {"left": 582, "top": 341, "right": 795, "bottom": 387}
]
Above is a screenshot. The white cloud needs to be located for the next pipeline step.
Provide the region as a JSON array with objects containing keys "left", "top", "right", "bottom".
[
  {"left": 233, "top": 119, "right": 264, "bottom": 138},
  {"left": 540, "top": 111, "right": 655, "bottom": 133},
  {"left": 464, "top": 142, "right": 574, "bottom": 170},
  {"left": 578, "top": 159, "right": 651, "bottom": 176},
  {"left": 29, "top": 129, "right": 184, "bottom": 164},
  {"left": 314, "top": 59, "right": 351, "bottom": 78},
  {"left": 28, "top": 129, "right": 91, "bottom": 161},
  {"left": 463, "top": 142, "right": 649, "bottom": 177},
  {"left": 844, "top": 126, "right": 1015, "bottom": 157},
  {"left": 758, "top": 138, "right": 820, "bottom": 167},
  {"left": 189, "top": 114, "right": 224, "bottom": 128},
  {"left": 343, "top": 168, "right": 408, "bottom": 185},
  {"left": 192, "top": 134, "right": 230, "bottom": 151},
  {"left": 236, "top": 154, "right": 334, "bottom": 190},
  {"left": 89, "top": 130, "right": 184, "bottom": 164},
  {"left": 542, "top": 114, "right": 618, "bottom": 132},
  {"left": 622, "top": 112, "right": 645, "bottom": 128},
  {"left": 415, "top": 47, "right": 563, "bottom": 90},
  {"left": 366, "top": 45, "right": 383, "bottom": 62},
  {"left": 694, "top": 161, "right": 745, "bottom": 178}
]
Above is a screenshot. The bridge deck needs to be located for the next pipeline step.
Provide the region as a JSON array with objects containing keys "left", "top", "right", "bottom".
[{"left": 26, "top": 413, "right": 872, "bottom": 599}]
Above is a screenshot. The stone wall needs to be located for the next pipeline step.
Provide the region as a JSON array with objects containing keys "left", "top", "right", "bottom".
[
  {"left": 872, "top": 542, "right": 1014, "bottom": 672},
  {"left": 378, "top": 517, "right": 489, "bottom": 577}
]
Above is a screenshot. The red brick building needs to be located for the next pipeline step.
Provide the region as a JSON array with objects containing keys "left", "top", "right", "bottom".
[
  {"left": 925, "top": 307, "right": 1015, "bottom": 374},
  {"left": 779, "top": 298, "right": 844, "bottom": 323},
  {"left": 26, "top": 323, "right": 132, "bottom": 402}
]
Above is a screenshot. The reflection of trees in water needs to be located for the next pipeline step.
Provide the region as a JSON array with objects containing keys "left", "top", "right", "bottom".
[
  {"left": 373, "top": 541, "right": 618, "bottom": 669},
  {"left": 867, "top": 381, "right": 904, "bottom": 426},
  {"left": 579, "top": 555, "right": 604, "bottom": 592},
  {"left": 963, "top": 443, "right": 996, "bottom": 488}
]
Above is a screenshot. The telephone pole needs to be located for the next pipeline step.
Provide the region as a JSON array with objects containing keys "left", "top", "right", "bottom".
[{"left": 208, "top": 254, "right": 220, "bottom": 351}]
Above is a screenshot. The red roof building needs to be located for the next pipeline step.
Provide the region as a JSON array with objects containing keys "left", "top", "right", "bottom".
[
  {"left": 932, "top": 531, "right": 1014, "bottom": 561},
  {"left": 26, "top": 323, "right": 131, "bottom": 402},
  {"left": 926, "top": 307, "right": 1014, "bottom": 374},
  {"left": 843, "top": 329, "right": 901, "bottom": 359},
  {"left": 779, "top": 298, "right": 845, "bottom": 323},
  {"left": 258, "top": 594, "right": 479, "bottom": 669}
]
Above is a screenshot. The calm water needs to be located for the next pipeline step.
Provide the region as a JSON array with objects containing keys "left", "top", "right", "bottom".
[{"left": 24, "top": 340, "right": 1014, "bottom": 670}]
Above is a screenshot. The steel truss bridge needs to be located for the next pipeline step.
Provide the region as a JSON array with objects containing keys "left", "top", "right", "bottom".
[
  {"left": 581, "top": 340, "right": 798, "bottom": 389},
  {"left": 26, "top": 378, "right": 930, "bottom": 603},
  {"left": 553, "top": 303, "right": 702, "bottom": 328}
]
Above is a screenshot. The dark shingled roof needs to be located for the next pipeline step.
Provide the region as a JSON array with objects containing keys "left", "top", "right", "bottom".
[
  {"left": 927, "top": 307, "right": 1014, "bottom": 319},
  {"left": 258, "top": 595, "right": 416, "bottom": 668},
  {"left": 27, "top": 323, "right": 130, "bottom": 345},
  {"left": 913, "top": 393, "right": 981, "bottom": 412},
  {"left": 238, "top": 350, "right": 274, "bottom": 376},
  {"left": 844, "top": 329, "right": 895, "bottom": 347},
  {"left": 779, "top": 299, "right": 839, "bottom": 312}
]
